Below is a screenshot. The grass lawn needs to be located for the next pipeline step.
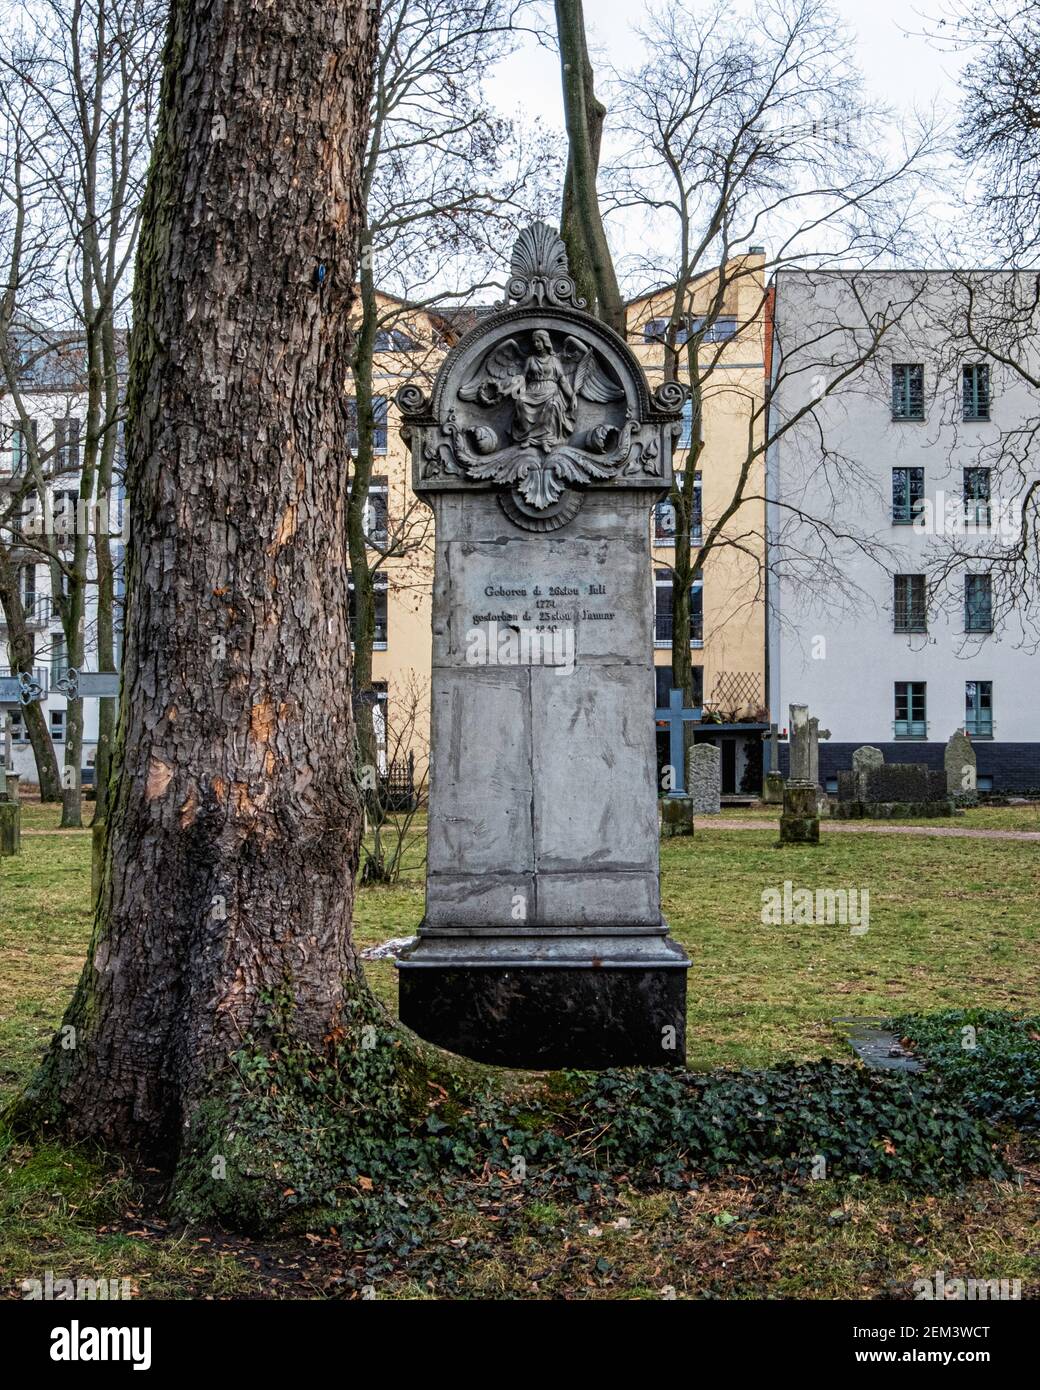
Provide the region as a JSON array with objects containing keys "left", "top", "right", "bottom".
[{"left": 2, "top": 802, "right": 1038, "bottom": 1300}]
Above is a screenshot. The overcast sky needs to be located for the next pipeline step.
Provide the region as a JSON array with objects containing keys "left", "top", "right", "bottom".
[
  {"left": 496, "top": 0, "right": 966, "bottom": 137},
  {"left": 487, "top": 0, "right": 974, "bottom": 284}
]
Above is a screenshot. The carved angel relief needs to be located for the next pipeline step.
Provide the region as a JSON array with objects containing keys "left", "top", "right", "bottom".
[
  {"left": 453, "top": 329, "right": 631, "bottom": 509},
  {"left": 399, "top": 223, "right": 682, "bottom": 532}
]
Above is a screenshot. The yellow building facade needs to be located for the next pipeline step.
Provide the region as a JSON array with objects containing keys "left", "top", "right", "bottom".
[{"left": 627, "top": 253, "right": 769, "bottom": 795}]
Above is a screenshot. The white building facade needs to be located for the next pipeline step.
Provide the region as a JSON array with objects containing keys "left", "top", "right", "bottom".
[
  {"left": 767, "top": 270, "right": 1040, "bottom": 794},
  {"left": 1, "top": 348, "right": 124, "bottom": 787}
]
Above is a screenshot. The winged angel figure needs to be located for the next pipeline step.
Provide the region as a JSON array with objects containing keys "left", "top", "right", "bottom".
[{"left": 456, "top": 330, "right": 629, "bottom": 508}]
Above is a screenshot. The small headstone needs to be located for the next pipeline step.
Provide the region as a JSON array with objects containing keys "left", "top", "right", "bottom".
[
  {"left": 779, "top": 779, "right": 819, "bottom": 844},
  {"left": 852, "top": 745, "right": 884, "bottom": 788},
  {"left": 762, "top": 770, "right": 785, "bottom": 805},
  {"left": 0, "top": 781, "right": 20, "bottom": 855},
  {"left": 945, "top": 730, "right": 978, "bottom": 807},
  {"left": 687, "top": 743, "right": 721, "bottom": 815},
  {"left": 864, "top": 764, "right": 946, "bottom": 805},
  {"left": 660, "top": 795, "right": 695, "bottom": 837}
]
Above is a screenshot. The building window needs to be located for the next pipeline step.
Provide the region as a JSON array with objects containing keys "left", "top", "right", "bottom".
[
  {"left": 643, "top": 318, "right": 668, "bottom": 344},
  {"left": 20, "top": 565, "right": 38, "bottom": 621},
  {"left": 50, "top": 709, "right": 66, "bottom": 743},
  {"left": 693, "top": 315, "right": 737, "bottom": 342},
  {"left": 679, "top": 398, "right": 693, "bottom": 448},
  {"left": 9, "top": 418, "right": 37, "bottom": 473},
  {"left": 962, "top": 364, "right": 990, "bottom": 421},
  {"left": 53, "top": 489, "right": 80, "bottom": 537},
  {"left": 8, "top": 709, "right": 25, "bottom": 743},
  {"left": 348, "top": 571, "right": 388, "bottom": 649},
  {"left": 894, "top": 680, "right": 927, "bottom": 738},
  {"left": 53, "top": 416, "right": 81, "bottom": 471},
  {"left": 654, "top": 664, "right": 703, "bottom": 708},
  {"left": 373, "top": 328, "right": 417, "bottom": 352},
  {"left": 892, "top": 466, "right": 925, "bottom": 524},
  {"left": 50, "top": 635, "right": 66, "bottom": 687},
  {"left": 964, "top": 574, "right": 993, "bottom": 632},
  {"left": 346, "top": 395, "right": 388, "bottom": 455},
  {"left": 893, "top": 574, "right": 927, "bottom": 632},
  {"left": 654, "top": 570, "right": 703, "bottom": 647},
  {"left": 965, "top": 680, "right": 993, "bottom": 738},
  {"left": 364, "top": 477, "right": 388, "bottom": 548},
  {"left": 653, "top": 471, "right": 701, "bottom": 544},
  {"left": 892, "top": 363, "right": 925, "bottom": 420},
  {"left": 963, "top": 466, "right": 991, "bottom": 527}
]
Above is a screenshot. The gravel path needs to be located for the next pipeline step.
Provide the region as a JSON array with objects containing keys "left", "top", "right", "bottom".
[{"left": 702, "top": 818, "right": 1040, "bottom": 842}]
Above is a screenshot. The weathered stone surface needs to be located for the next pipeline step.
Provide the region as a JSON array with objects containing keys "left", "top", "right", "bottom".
[
  {"left": 864, "top": 763, "right": 946, "bottom": 805},
  {"left": 789, "top": 704, "right": 811, "bottom": 781},
  {"left": 834, "top": 758, "right": 953, "bottom": 818},
  {"left": 789, "top": 703, "right": 829, "bottom": 788},
  {"left": 0, "top": 799, "right": 20, "bottom": 857},
  {"left": 945, "top": 730, "right": 978, "bottom": 807},
  {"left": 779, "top": 779, "right": 819, "bottom": 844},
  {"left": 687, "top": 742, "right": 721, "bottom": 814},
  {"left": 852, "top": 746, "right": 885, "bottom": 777},
  {"left": 837, "top": 769, "right": 858, "bottom": 804},
  {"left": 660, "top": 795, "right": 695, "bottom": 837},
  {"left": 762, "top": 770, "right": 785, "bottom": 804}
]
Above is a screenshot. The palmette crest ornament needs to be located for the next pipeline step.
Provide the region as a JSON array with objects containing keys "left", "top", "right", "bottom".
[
  {"left": 505, "top": 221, "right": 587, "bottom": 310},
  {"left": 397, "top": 223, "right": 685, "bottom": 531}
]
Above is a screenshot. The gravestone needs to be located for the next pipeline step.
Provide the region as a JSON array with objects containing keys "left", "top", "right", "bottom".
[
  {"left": 835, "top": 760, "right": 952, "bottom": 818},
  {"left": 852, "top": 745, "right": 884, "bottom": 792},
  {"left": 781, "top": 703, "right": 820, "bottom": 843},
  {"left": 945, "top": 730, "right": 978, "bottom": 807},
  {"left": 687, "top": 743, "right": 721, "bottom": 814},
  {"left": 779, "top": 780, "right": 819, "bottom": 844},
  {"left": 761, "top": 723, "right": 784, "bottom": 804},
  {"left": 788, "top": 704, "right": 813, "bottom": 781},
  {"left": 763, "top": 771, "right": 785, "bottom": 804},
  {"left": 657, "top": 687, "right": 698, "bottom": 837},
  {"left": 0, "top": 710, "right": 21, "bottom": 856},
  {"left": 396, "top": 223, "right": 690, "bottom": 1067}
]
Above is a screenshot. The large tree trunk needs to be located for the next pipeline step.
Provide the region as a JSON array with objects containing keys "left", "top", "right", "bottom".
[
  {"left": 19, "top": 0, "right": 380, "bottom": 1162},
  {"left": 554, "top": 0, "right": 624, "bottom": 335}
]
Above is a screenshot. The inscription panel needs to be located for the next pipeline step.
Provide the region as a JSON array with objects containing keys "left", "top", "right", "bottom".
[{"left": 443, "top": 536, "right": 649, "bottom": 665}]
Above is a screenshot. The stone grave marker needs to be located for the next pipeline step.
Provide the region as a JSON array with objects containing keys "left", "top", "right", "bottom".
[
  {"left": 687, "top": 742, "right": 721, "bottom": 815},
  {"left": 395, "top": 223, "right": 690, "bottom": 1067},
  {"left": 945, "top": 729, "right": 978, "bottom": 807}
]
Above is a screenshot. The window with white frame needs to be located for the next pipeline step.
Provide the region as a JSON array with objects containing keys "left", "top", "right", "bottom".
[
  {"left": 654, "top": 470, "right": 702, "bottom": 545},
  {"left": 654, "top": 569, "right": 703, "bottom": 646},
  {"left": 348, "top": 570, "right": 389, "bottom": 649}
]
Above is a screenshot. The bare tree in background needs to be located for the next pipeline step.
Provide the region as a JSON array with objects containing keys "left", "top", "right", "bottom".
[
  {"left": 932, "top": 0, "right": 1040, "bottom": 261},
  {"left": 0, "top": 0, "right": 162, "bottom": 823},
  {"left": 349, "top": 0, "right": 556, "bottom": 861},
  {"left": 608, "top": 0, "right": 935, "bottom": 724},
  {"left": 916, "top": 271, "right": 1040, "bottom": 643},
  {"left": 909, "top": 5, "right": 1040, "bottom": 634}
]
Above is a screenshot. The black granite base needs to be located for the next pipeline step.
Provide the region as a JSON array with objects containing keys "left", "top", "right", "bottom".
[{"left": 399, "top": 965, "right": 688, "bottom": 1069}]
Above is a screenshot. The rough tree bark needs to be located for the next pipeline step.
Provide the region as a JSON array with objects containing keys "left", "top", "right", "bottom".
[
  {"left": 554, "top": 0, "right": 623, "bottom": 335},
  {"left": 17, "top": 0, "right": 380, "bottom": 1161}
]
